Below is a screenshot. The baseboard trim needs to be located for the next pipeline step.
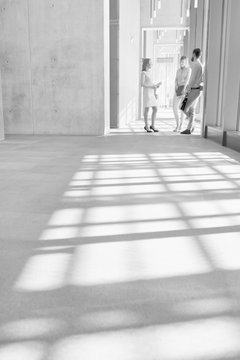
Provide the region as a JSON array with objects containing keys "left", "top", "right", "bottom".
[
  {"left": 204, "top": 125, "right": 226, "bottom": 146},
  {"left": 225, "top": 130, "right": 240, "bottom": 153}
]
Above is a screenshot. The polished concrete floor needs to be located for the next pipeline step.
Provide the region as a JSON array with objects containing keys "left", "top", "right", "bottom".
[{"left": 1, "top": 119, "right": 240, "bottom": 359}]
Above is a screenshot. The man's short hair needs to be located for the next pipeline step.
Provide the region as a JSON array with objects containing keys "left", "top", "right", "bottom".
[
  {"left": 180, "top": 56, "right": 187, "bottom": 61},
  {"left": 193, "top": 48, "right": 201, "bottom": 58}
]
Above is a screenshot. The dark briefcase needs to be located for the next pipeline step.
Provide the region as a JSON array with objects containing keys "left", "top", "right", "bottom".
[{"left": 180, "top": 95, "right": 188, "bottom": 111}]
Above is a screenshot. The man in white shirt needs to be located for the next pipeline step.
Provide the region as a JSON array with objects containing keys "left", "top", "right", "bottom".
[
  {"left": 173, "top": 56, "right": 191, "bottom": 132},
  {"left": 181, "top": 48, "right": 203, "bottom": 134}
]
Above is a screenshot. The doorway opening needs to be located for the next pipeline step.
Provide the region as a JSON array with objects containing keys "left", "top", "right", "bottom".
[
  {"left": 109, "top": 0, "right": 210, "bottom": 136},
  {"left": 140, "top": 27, "right": 189, "bottom": 119}
]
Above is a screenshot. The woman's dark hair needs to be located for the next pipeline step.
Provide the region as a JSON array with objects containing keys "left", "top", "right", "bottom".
[
  {"left": 193, "top": 48, "right": 201, "bottom": 59},
  {"left": 142, "top": 58, "right": 151, "bottom": 71}
]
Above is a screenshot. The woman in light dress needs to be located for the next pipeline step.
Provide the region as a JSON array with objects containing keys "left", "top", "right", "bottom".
[
  {"left": 173, "top": 56, "right": 191, "bottom": 132},
  {"left": 141, "top": 58, "right": 162, "bottom": 133}
]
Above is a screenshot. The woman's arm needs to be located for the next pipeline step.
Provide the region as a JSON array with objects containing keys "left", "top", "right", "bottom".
[
  {"left": 175, "top": 71, "right": 178, "bottom": 91},
  {"left": 183, "top": 68, "right": 192, "bottom": 92},
  {"left": 141, "top": 72, "right": 155, "bottom": 89}
]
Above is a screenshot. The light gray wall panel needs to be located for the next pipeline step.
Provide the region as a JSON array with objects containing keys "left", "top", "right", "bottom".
[
  {"left": 0, "top": 0, "right": 108, "bottom": 135},
  {"left": 0, "top": 0, "right": 32, "bottom": 134}
]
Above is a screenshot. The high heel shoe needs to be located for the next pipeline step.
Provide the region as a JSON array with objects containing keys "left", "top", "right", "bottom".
[
  {"left": 150, "top": 126, "right": 159, "bottom": 132},
  {"left": 144, "top": 126, "right": 152, "bottom": 133}
]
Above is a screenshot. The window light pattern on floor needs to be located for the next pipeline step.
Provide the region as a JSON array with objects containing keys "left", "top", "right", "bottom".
[{"left": 1, "top": 134, "right": 240, "bottom": 360}]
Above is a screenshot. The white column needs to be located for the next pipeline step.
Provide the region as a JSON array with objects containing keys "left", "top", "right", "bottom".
[
  {"left": 204, "top": 0, "right": 225, "bottom": 127},
  {"left": 119, "top": 0, "right": 140, "bottom": 127},
  {"left": 221, "top": 0, "right": 240, "bottom": 131},
  {"left": 195, "top": 0, "right": 204, "bottom": 48},
  {"left": 0, "top": 69, "right": 4, "bottom": 141},
  {"left": 189, "top": 1, "right": 197, "bottom": 57},
  {"left": 110, "top": 0, "right": 119, "bottom": 129}
]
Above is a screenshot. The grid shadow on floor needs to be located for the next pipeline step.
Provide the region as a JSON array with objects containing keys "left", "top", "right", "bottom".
[{"left": 0, "top": 134, "right": 240, "bottom": 359}]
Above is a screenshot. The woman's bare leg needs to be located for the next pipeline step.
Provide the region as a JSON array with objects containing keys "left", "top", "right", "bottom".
[
  {"left": 173, "top": 93, "right": 180, "bottom": 131},
  {"left": 179, "top": 110, "right": 184, "bottom": 131},
  {"left": 151, "top": 107, "right": 158, "bottom": 128},
  {"left": 144, "top": 107, "right": 150, "bottom": 129}
]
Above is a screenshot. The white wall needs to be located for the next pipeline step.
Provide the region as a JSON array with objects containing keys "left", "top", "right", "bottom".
[
  {"left": 141, "top": 0, "right": 187, "bottom": 28},
  {"left": 119, "top": 0, "right": 140, "bottom": 127},
  {"left": 0, "top": 0, "right": 109, "bottom": 135},
  {"left": 145, "top": 30, "right": 154, "bottom": 58}
]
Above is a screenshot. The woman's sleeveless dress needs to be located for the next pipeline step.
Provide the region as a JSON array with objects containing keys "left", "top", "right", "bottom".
[{"left": 142, "top": 70, "right": 158, "bottom": 108}]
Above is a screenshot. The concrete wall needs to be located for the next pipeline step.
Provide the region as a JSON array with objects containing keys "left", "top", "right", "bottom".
[
  {"left": 0, "top": 0, "right": 32, "bottom": 134},
  {"left": 0, "top": 0, "right": 109, "bottom": 135},
  {"left": 119, "top": 0, "right": 140, "bottom": 127}
]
